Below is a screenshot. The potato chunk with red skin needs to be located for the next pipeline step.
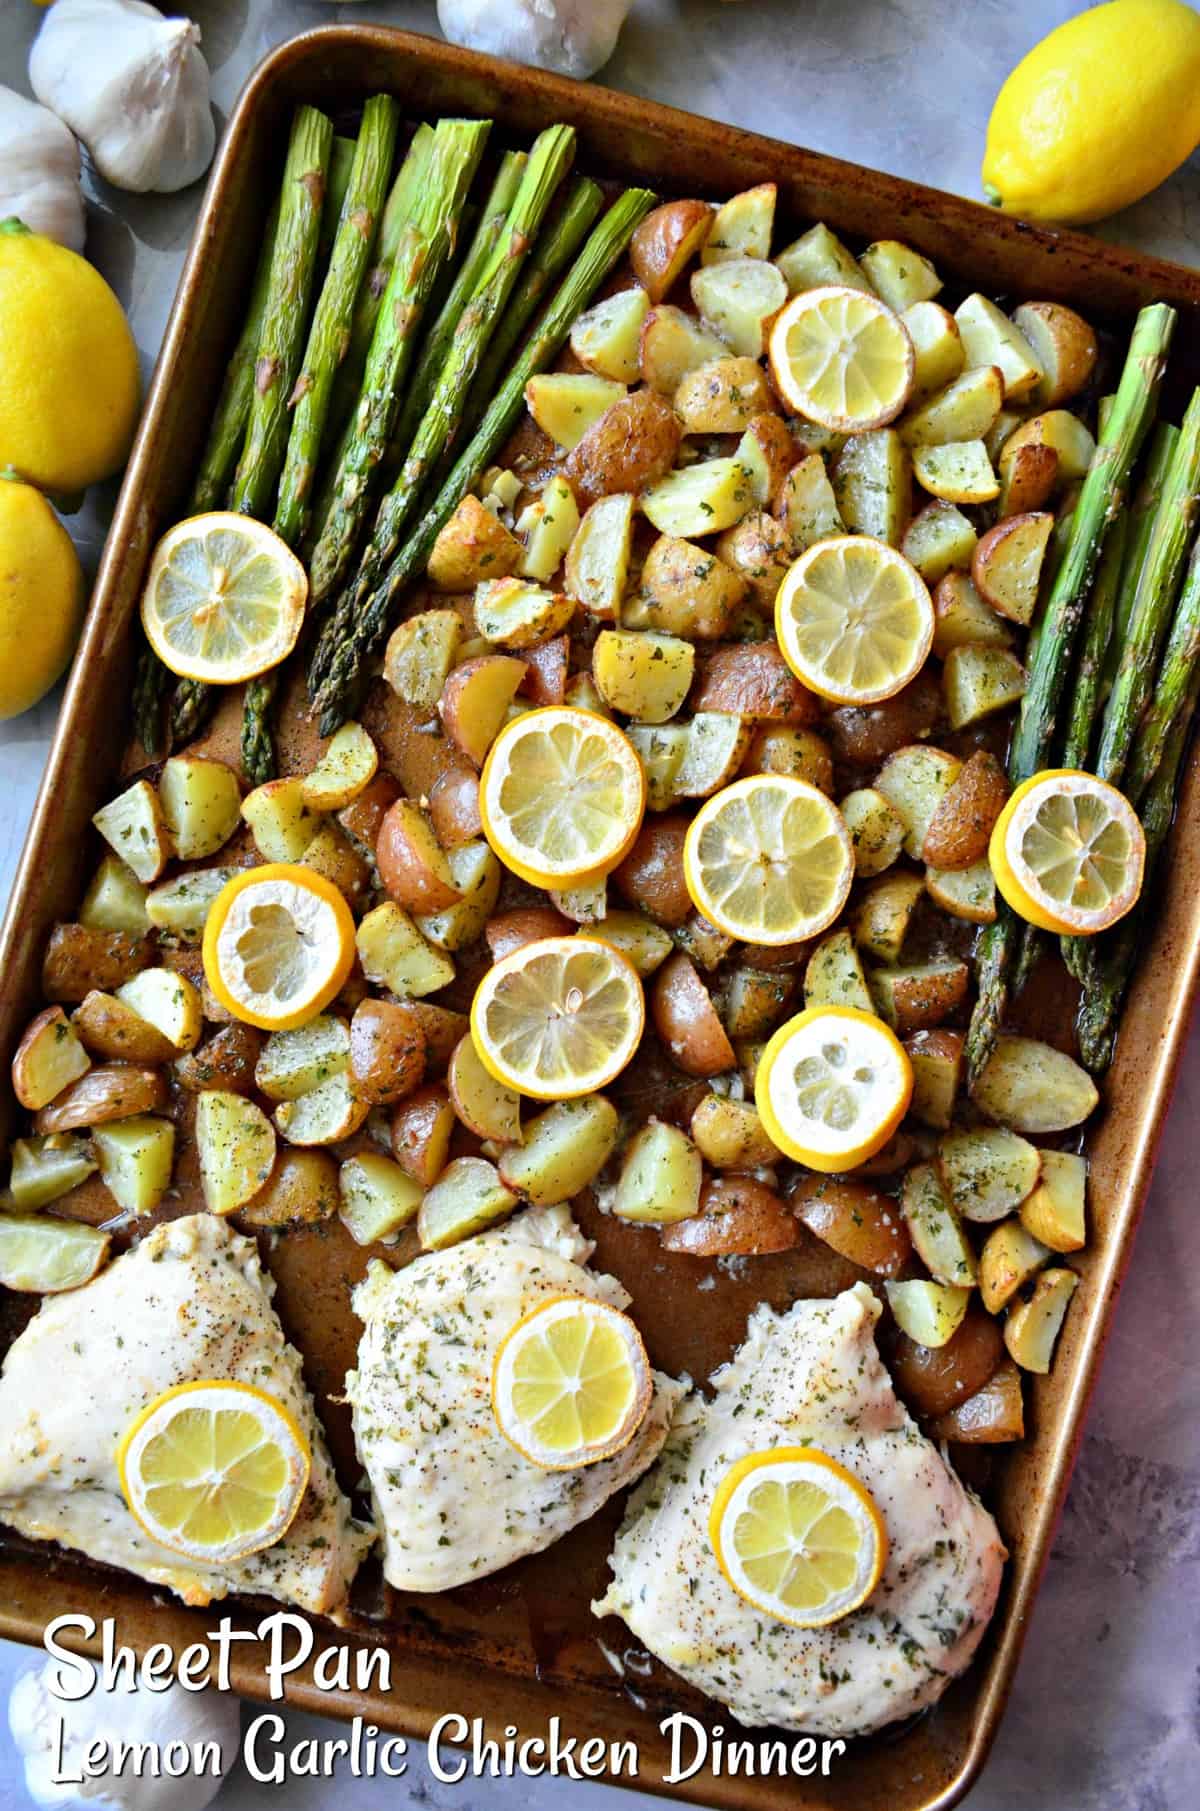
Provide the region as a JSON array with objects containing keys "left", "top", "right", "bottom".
[
  {"left": 791, "top": 1175, "right": 912, "bottom": 1277},
  {"left": 661, "top": 1175, "right": 798, "bottom": 1256},
  {"left": 651, "top": 952, "right": 736, "bottom": 1077}
]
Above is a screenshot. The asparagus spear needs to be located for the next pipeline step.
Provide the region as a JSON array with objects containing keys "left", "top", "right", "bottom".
[
  {"left": 1095, "top": 388, "right": 1200, "bottom": 785},
  {"left": 468, "top": 176, "right": 603, "bottom": 416},
  {"left": 1125, "top": 531, "right": 1200, "bottom": 805},
  {"left": 133, "top": 648, "right": 169, "bottom": 758},
  {"left": 189, "top": 198, "right": 283, "bottom": 517},
  {"left": 170, "top": 677, "right": 214, "bottom": 747},
  {"left": 1100, "top": 420, "right": 1178, "bottom": 699},
  {"left": 309, "top": 126, "right": 575, "bottom": 695},
  {"left": 230, "top": 106, "right": 333, "bottom": 519},
  {"left": 965, "top": 302, "right": 1176, "bottom": 1083},
  {"left": 311, "top": 186, "right": 656, "bottom": 731},
  {"left": 383, "top": 151, "right": 528, "bottom": 478},
  {"left": 306, "top": 118, "right": 491, "bottom": 610},
  {"left": 273, "top": 96, "right": 401, "bottom": 549},
  {"left": 325, "top": 125, "right": 436, "bottom": 447},
  {"left": 1077, "top": 661, "right": 1200, "bottom": 1072},
  {"left": 318, "top": 135, "right": 357, "bottom": 267}
]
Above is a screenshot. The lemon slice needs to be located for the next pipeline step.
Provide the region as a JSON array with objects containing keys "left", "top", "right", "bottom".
[
  {"left": 755, "top": 1005, "right": 912, "bottom": 1172},
  {"left": 470, "top": 935, "right": 644, "bottom": 1100},
  {"left": 683, "top": 775, "right": 855, "bottom": 946},
  {"left": 491, "top": 1296, "right": 652, "bottom": 1470},
  {"left": 990, "top": 768, "right": 1146, "bottom": 934},
  {"left": 140, "top": 512, "right": 307, "bottom": 683},
  {"left": 202, "top": 863, "right": 356, "bottom": 1032},
  {"left": 775, "top": 536, "right": 933, "bottom": 706},
  {"left": 768, "top": 286, "right": 914, "bottom": 431},
  {"left": 709, "top": 1446, "right": 887, "bottom": 1629},
  {"left": 480, "top": 707, "right": 646, "bottom": 888},
  {"left": 116, "top": 1380, "right": 311, "bottom": 1565}
]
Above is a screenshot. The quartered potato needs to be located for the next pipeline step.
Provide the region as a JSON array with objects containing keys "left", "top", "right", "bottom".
[
  {"left": 932, "top": 571, "right": 1015, "bottom": 657},
  {"left": 869, "top": 958, "right": 969, "bottom": 1034},
  {"left": 417, "top": 839, "right": 501, "bottom": 952},
  {"left": 8, "top": 1132, "right": 96, "bottom": 1211},
  {"left": 691, "top": 258, "right": 788, "bottom": 358},
  {"left": 300, "top": 821, "right": 371, "bottom": 908},
  {"left": 660, "top": 1174, "right": 797, "bottom": 1256},
  {"left": 275, "top": 1072, "right": 370, "bottom": 1147},
  {"left": 690, "top": 1093, "right": 780, "bottom": 1168},
  {"left": 0, "top": 1215, "right": 110, "bottom": 1294},
  {"left": 79, "top": 855, "right": 149, "bottom": 937},
  {"left": 145, "top": 866, "right": 238, "bottom": 941},
  {"left": 356, "top": 902, "right": 456, "bottom": 999},
  {"left": 954, "top": 294, "right": 1044, "bottom": 401},
  {"left": 900, "top": 500, "right": 978, "bottom": 583},
  {"left": 115, "top": 967, "right": 203, "bottom": 1053},
  {"left": 626, "top": 724, "right": 689, "bottom": 811},
  {"left": 564, "top": 387, "right": 682, "bottom": 507},
  {"left": 972, "top": 511, "right": 1054, "bottom": 625},
  {"left": 674, "top": 910, "right": 735, "bottom": 972},
  {"left": 525, "top": 372, "right": 627, "bottom": 450},
  {"left": 1004, "top": 1267, "right": 1079, "bottom": 1374},
  {"left": 589, "top": 908, "right": 673, "bottom": 977},
  {"left": 900, "top": 365, "right": 1004, "bottom": 448},
  {"left": 497, "top": 1096, "right": 619, "bottom": 1206},
  {"left": 390, "top": 1082, "right": 455, "bottom": 1186},
  {"left": 702, "top": 183, "right": 777, "bottom": 264},
  {"left": 92, "top": 779, "right": 172, "bottom": 885},
  {"left": 349, "top": 999, "right": 425, "bottom": 1106},
  {"left": 447, "top": 1034, "right": 521, "bottom": 1144},
  {"left": 34, "top": 1064, "right": 167, "bottom": 1134},
  {"left": 901, "top": 1162, "right": 978, "bottom": 1287},
  {"left": 943, "top": 645, "right": 1027, "bottom": 729},
  {"left": 630, "top": 199, "right": 713, "bottom": 302},
  {"left": 718, "top": 965, "right": 795, "bottom": 1039},
  {"left": 854, "top": 871, "right": 925, "bottom": 963},
  {"left": 384, "top": 608, "right": 462, "bottom": 708},
  {"left": 549, "top": 875, "right": 608, "bottom": 924},
  {"left": 195, "top": 1089, "right": 276, "bottom": 1217},
  {"left": 300, "top": 723, "right": 379, "bottom": 811},
  {"left": 565, "top": 492, "right": 635, "bottom": 621},
  {"left": 256, "top": 1013, "right": 350, "bottom": 1100},
  {"left": 775, "top": 453, "right": 844, "bottom": 553},
  {"left": 775, "top": 221, "right": 873, "bottom": 295},
  {"left": 614, "top": 814, "right": 693, "bottom": 926},
  {"left": 938, "top": 1125, "right": 1042, "bottom": 1223},
  {"left": 427, "top": 769, "right": 483, "bottom": 852},
  {"left": 516, "top": 476, "right": 580, "bottom": 582},
  {"left": 805, "top": 927, "right": 875, "bottom": 1014},
  {"left": 674, "top": 356, "right": 775, "bottom": 434},
  {"left": 926, "top": 861, "right": 997, "bottom": 925},
  {"left": 793, "top": 1175, "right": 912, "bottom": 1276},
  {"left": 11, "top": 1006, "right": 91, "bottom": 1111},
  {"left": 569, "top": 285, "right": 650, "bottom": 382},
  {"left": 928, "top": 1359, "right": 1025, "bottom": 1444},
  {"left": 902, "top": 301, "right": 964, "bottom": 400},
  {"left": 159, "top": 756, "right": 242, "bottom": 860},
  {"left": 714, "top": 512, "right": 794, "bottom": 608},
  {"left": 640, "top": 304, "right": 730, "bottom": 394},
  {"left": 997, "top": 441, "right": 1059, "bottom": 516},
  {"left": 922, "top": 749, "right": 1010, "bottom": 869},
  {"left": 859, "top": 240, "right": 941, "bottom": 312},
  {"left": 674, "top": 712, "right": 754, "bottom": 797},
  {"left": 91, "top": 1114, "right": 175, "bottom": 1217},
  {"left": 339, "top": 1151, "right": 423, "bottom": 1245},
  {"left": 912, "top": 439, "right": 999, "bottom": 505},
  {"left": 378, "top": 801, "right": 466, "bottom": 918},
  {"left": 427, "top": 494, "right": 522, "bottom": 592},
  {"left": 891, "top": 1309, "right": 1004, "bottom": 1419},
  {"left": 840, "top": 787, "right": 905, "bottom": 876},
  {"left": 905, "top": 1027, "right": 964, "bottom": 1130},
  {"left": 1019, "top": 1149, "right": 1087, "bottom": 1252},
  {"left": 886, "top": 1279, "right": 971, "bottom": 1349},
  {"left": 627, "top": 535, "right": 746, "bottom": 640},
  {"left": 999, "top": 410, "right": 1096, "bottom": 485},
  {"left": 979, "top": 1217, "right": 1052, "bottom": 1314},
  {"left": 418, "top": 1156, "right": 519, "bottom": 1252},
  {"left": 613, "top": 1118, "right": 703, "bottom": 1223},
  {"left": 592, "top": 629, "right": 694, "bottom": 723},
  {"left": 641, "top": 457, "right": 757, "bottom": 538},
  {"left": 240, "top": 1149, "right": 339, "bottom": 1228},
  {"left": 241, "top": 776, "right": 320, "bottom": 863},
  {"left": 735, "top": 414, "right": 795, "bottom": 505},
  {"left": 691, "top": 643, "right": 816, "bottom": 721},
  {"left": 651, "top": 953, "right": 735, "bottom": 1077},
  {"left": 972, "top": 1036, "right": 1100, "bottom": 1133},
  {"left": 832, "top": 429, "right": 910, "bottom": 544},
  {"left": 439, "top": 655, "right": 528, "bottom": 766},
  {"left": 174, "top": 1022, "right": 264, "bottom": 1095},
  {"left": 1011, "top": 301, "right": 1098, "bottom": 408}
]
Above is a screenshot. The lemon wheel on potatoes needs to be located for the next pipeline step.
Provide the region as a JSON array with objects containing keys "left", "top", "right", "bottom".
[
  {"left": 709, "top": 1446, "right": 887, "bottom": 1629},
  {"left": 989, "top": 769, "right": 1146, "bottom": 934},
  {"left": 775, "top": 537, "right": 934, "bottom": 706},
  {"left": 683, "top": 775, "right": 855, "bottom": 946},
  {"left": 140, "top": 513, "right": 307, "bottom": 684},
  {"left": 116, "top": 1380, "right": 311, "bottom": 1565},
  {"left": 479, "top": 706, "right": 646, "bottom": 888},
  {"left": 492, "top": 1296, "right": 652, "bottom": 1470},
  {"left": 767, "top": 285, "right": 915, "bottom": 431},
  {"left": 755, "top": 1005, "right": 912, "bottom": 1173},
  {"left": 202, "top": 864, "right": 356, "bottom": 1032},
  {"left": 470, "top": 935, "right": 644, "bottom": 1100}
]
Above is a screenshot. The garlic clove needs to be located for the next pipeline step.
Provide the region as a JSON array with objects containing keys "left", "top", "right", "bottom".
[
  {"left": 29, "top": 0, "right": 216, "bottom": 197},
  {"left": 0, "top": 84, "right": 85, "bottom": 252},
  {"left": 436, "top": 0, "right": 634, "bottom": 82}
]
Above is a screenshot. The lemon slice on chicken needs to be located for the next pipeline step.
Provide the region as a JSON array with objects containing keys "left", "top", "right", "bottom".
[
  {"left": 140, "top": 513, "right": 307, "bottom": 683},
  {"left": 492, "top": 1296, "right": 652, "bottom": 1470}
]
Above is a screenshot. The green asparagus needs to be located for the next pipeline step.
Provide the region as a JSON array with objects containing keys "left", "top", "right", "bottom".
[
  {"left": 318, "top": 135, "right": 357, "bottom": 267},
  {"left": 273, "top": 96, "right": 400, "bottom": 549},
  {"left": 307, "top": 118, "right": 490, "bottom": 610},
  {"left": 231, "top": 106, "right": 333, "bottom": 519},
  {"left": 310, "top": 186, "right": 657, "bottom": 732},
  {"left": 133, "top": 647, "right": 168, "bottom": 758},
  {"left": 1125, "top": 531, "right": 1200, "bottom": 805},
  {"left": 189, "top": 199, "right": 283, "bottom": 517},
  {"left": 309, "top": 126, "right": 576, "bottom": 696},
  {"left": 965, "top": 302, "right": 1176, "bottom": 1083},
  {"left": 1101, "top": 419, "right": 1178, "bottom": 699},
  {"left": 1095, "top": 387, "right": 1200, "bottom": 785}
]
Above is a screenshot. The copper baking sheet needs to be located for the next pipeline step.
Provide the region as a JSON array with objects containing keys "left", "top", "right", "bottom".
[{"left": 3, "top": 25, "right": 1200, "bottom": 1811}]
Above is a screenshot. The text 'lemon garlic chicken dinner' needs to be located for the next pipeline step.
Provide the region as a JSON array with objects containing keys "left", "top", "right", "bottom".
[{"left": 5, "top": 93, "right": 1199, "bottom": 1746}]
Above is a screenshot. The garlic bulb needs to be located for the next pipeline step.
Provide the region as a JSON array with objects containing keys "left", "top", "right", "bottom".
[
  {"left": 29, "top": 0, "right": 215, "bottom": 196},
  {"left": 0, "top": 86, "right": 85, "bottom": 252},
  {"left": 437, "top": 0, "right": 633, "bottom": 81},
  {"left": 9, "top": 1660, "right": 240, "bottom": 1811}
]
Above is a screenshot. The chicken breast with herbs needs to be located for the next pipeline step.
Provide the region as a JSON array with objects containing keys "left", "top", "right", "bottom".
[
  {"left": 0, "top": 1214, "right": 372, "bottom": 1616},
  {"left": 593, "top": 1282, "right": 1005, "bottom": 1735},
  {"left": 348, "top": 1204, "right": 688, "bottom": 1591}
]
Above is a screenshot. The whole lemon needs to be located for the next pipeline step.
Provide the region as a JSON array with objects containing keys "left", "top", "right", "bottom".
[
  {"left": 0, "top": 475, "right": 85, "bottom": 719},
  {"left": 983, "top": 0, "right": 1200, "bottom": 225},
  {"left": 0, "top": 217, "right": 141, "bottom": 494}
]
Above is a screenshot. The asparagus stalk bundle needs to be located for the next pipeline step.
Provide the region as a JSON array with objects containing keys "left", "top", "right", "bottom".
[
  {"left": 231, "top": 106, "right": 333, "bottom": 519},
  {"left": 273, "top": 95, "right": 401, "bottom": 550},
  {"left": 1094, "top": 388, "right": 1200, "bottom": 785},
  {"left": 306, "top": 118, "right": 491, "bottom": 610},
  {"left": 382, "top": 151, "right": 527, "bottom": 481},
  {"left": 1100, "top": 419, "right": 1179, "bottom": 699},
  {"left": 308, "top": 126, "right": 576, "bottom": 695},
  {"left": 965, "top": 302, "right": 1176, "bottom": 1083},
  {"left": 310, "top": 185, "right": 656, "bottom": 733}
]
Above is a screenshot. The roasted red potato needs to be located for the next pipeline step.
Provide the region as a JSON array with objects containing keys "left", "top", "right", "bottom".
[
  {"left": 11, "top": 1006, "right": 91, "bottom": 1109},
  {"left": 34, "top": 1064, "right": 167, "bottom": 1134},
  {"left": 174, "top": 1023, "right": 265, "bottom": 1094},
  {"left": 651, "top": 952, "right": 736, "bottom": 1077},
  {"left": 484, "top": 906, "right": 574, "bottom": 963},
  {"left": 240, "top": 1150, "right": 340, "bottom": 1227},
  {"left": 401, "top": 1002, "right": 469, "bottom": 1073},
  {"left": 520, "top": 634, "right": 570, "bottom": 707},
  {"left": 630, "top": 199, "right": 714, "bottom": 302},
  {"left": 890, "top": 1310, "right": 1005, "bottom": 1419},
  {"left": 427, "top": 768, "right": 483, "bottom": 851},
  {"left": 928, "top": 1359, "right": 1025, "bottom": 1444},
  {"left": 825, "top": 670, "right": 943, "bottom": 767},
  {"left": 691, "top": 643, "right": 819, "bottom": 722},
  {"left": 72, "top": 991, "right": 177, "bottom": 1066},
  {"left": 921, "top": 749, "right": 1009, "bottom": 869},
  {"left": 661, "top": 1174, "right": 798, "bottom": 1255},
  {"left": 376, "top": 800, "right": 462, "bottom": 914},
  {"left": 349, "top": 999, "right": 426, "bottom": 1106},
  {"left": 439, "top": 655, "right": 528, "bottom": 767},
  {"left": 791, "top": 1175, "right": 913, "bottom": 1277},
  {"left": 563, "top": 389, "right": 682, "bottom": 509},
  {"left": 390, "top": 1082, "right": 455, "bottom": 1186},
  {"left": 42, "top": 924, "right": 153, "bottom": 1004},
  {"left": 338, "top": 772, "right": 402, "bottom": 854},
  {"left": 871, "top": 959, "right": 970, "bottom": 1035},
  {"left": 613, "top": 814, "right": 693, "bottom": 928}
]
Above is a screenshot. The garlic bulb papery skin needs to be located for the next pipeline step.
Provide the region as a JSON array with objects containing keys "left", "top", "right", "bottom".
[
  {"left": 0, "top": 86, "right": 86, "bottom": 252},
  {"left": 437, "top": 0, "right": 633, "bottom": 81},
  {"left": 29, "top": 0, "right": 216, "bottom": 196},
  {"left": 9, "top": 1660, "right": 241, "bottom": 1811}
]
